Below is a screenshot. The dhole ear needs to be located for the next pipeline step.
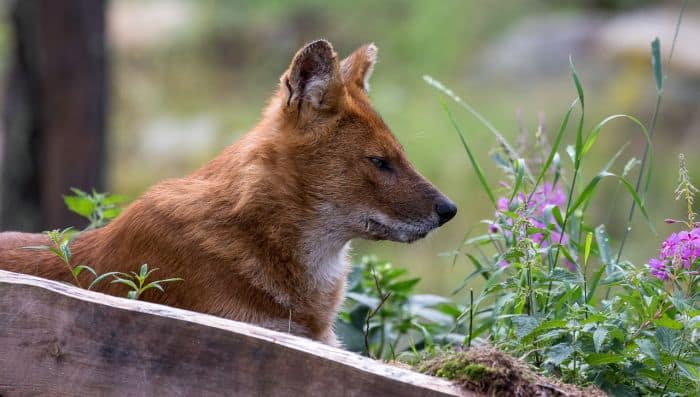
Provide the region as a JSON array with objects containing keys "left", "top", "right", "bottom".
[
  {"left": 282, "top": 40, "right": 343, "bottom": 112},
  {"left": 340, "top": 43, "right": 378, "bottom": 92}
]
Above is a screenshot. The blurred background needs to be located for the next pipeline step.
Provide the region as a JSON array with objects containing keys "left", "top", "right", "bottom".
[{"left": 0, "top": 0, "right": 698, "bottom": 296}]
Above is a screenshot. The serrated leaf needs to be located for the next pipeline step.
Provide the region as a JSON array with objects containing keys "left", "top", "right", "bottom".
[
  {"left": 636, "top": 338, "right": 660, "bottom": 363},
  {"left": 655, "top": 327, "right": 678, "bottom": 354},
  {"left": 547, "top": 343, "right": 574, "bottom": 365},
  {"left": 585, "top": 352, "right": 624, "bottom": 365},
  {"left": 512, "top": 315, "right": 540, "bottom": 341},
  {"left": 653, "top": 315, "right": 684, "bottom": 330},
  {"left": 593, "top": 327, "right": 608, "bottom": 353}
]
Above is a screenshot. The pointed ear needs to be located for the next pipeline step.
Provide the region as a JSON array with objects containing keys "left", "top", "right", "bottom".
[
  {"left": 282, "top": 40, "right": 343, "bottom": 112},
  {"left": 340, "top": 43, "right": 378, "bottom": 92}
]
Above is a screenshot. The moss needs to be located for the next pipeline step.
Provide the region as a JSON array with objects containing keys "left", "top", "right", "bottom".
[
  {"left": 433, "top": 360, "right": 493, "bottom": 382},
  {"left": 440, "top": 363, "right": 494, "bottom": 381},
  {"left": 410, "top": 346, "right": 607, "bottom": 397}
]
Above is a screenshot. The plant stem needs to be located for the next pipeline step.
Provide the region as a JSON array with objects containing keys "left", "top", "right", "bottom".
[
  {"left": 364, "top": 266, "right": 392, "bottom": 359},
  {"left": 468, "top": 288, "right": 474, "bottom": 348},
  {"left": 545, "top": 167, "right": 580, "bottom": 310},
  {"left": 616, "top": 0, "right": 688, "bottom": 263}
]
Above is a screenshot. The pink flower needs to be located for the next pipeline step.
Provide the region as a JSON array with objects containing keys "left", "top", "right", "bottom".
[
  {"left": 648, "top": 227, "right": 700, "bottom": 279},
  {"left": 495, "top": 182, "right": 574, "bottom": 268}
]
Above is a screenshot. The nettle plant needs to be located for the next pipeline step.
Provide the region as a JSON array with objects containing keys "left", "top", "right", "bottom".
[
  {"left": 26, "top": 189, "right": 182, "bottom": 300},
  {"left": 337, "top": 256, "right": 465, "bottom": 359},
  {"left": 421, "top": 20, "right": 699, "bottom": 396}
]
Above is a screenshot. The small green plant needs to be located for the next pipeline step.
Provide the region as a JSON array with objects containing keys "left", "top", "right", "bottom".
[
  {"left": 23, "top": 228, "right": 115, "bottom": 290},
  {"left": 24, "top": 188, "right": 184, "bottom": 300},
  {"left": 109, "top": 263, "right": 183, "bottom": 300},
  {"left": 64, "top": 188, "right": 127, "bottom": 229},
  {"left": 336, "top": 256, "right": 463, "bottom": 359}
]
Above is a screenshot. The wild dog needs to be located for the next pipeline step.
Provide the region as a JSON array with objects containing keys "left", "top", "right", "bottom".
[{"left": 0, "top": 40, "right": 457, "bottom": 345}]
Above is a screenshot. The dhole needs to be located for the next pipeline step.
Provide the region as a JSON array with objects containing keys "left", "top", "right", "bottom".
[{"left": 0, "top": 40, "right": 457, "bottom": 345}]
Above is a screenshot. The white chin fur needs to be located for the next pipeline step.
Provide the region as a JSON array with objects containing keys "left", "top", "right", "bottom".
[{"left": 364, "top": 212, "right": 438, "bottom": 243}]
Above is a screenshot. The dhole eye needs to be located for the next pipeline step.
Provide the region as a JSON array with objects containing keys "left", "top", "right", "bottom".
[{"left": 368, "top": 156, "right": 390, "bottom": 171}]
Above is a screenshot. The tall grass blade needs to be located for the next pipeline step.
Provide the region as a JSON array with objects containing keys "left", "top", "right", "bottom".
[
  {"left": 424, "top": 75, "right": 534, "bottom": 182},
  {"left": 441, "top": 101, "right": 496, "bottom": 206}
]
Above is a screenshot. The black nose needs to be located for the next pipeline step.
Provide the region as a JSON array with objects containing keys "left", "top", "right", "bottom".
[{"left": 435, "top": 199, "right": 457, "bottom": 226}]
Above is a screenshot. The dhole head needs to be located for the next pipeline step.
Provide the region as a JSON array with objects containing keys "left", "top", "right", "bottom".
[{"left": 276, "top": 39, "right": 456, "bottom": 243}]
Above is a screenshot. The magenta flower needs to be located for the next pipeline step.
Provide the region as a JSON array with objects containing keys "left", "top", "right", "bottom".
[{"left": 647, "top": 227, "right": 700, "bottom": 279}]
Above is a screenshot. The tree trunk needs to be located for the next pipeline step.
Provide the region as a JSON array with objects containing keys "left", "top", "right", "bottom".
[{"left": 1, "top": 0, "right": 107, "bottom": 232}]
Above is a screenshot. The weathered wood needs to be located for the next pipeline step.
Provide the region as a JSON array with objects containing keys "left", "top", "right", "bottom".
[{"left": 0, "top": 270, "right": 472, "bottom": 396}]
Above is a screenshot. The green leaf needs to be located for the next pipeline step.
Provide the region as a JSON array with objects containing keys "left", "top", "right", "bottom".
[
  {"left": 547, "top": 343, "right": 574, "bottom": 365},
  {"left": 103, "top": 194, "right": 128, "bottom": 205},
  {"left": 651, "top": 38, "right": 663, "bottom": 94},
  {"left": 509, "top": 158, "right": 525, "bottom": 202},
  {"left": 568, "top": 172, "right": 651, "bottom": 232},
  {"left": 152, "top": 277, "right": 183, "bottom": 284},
  {"left": 586, "top": 266, "right": 605, "bottom": 305},
  {"left": 388, "top": 278, "right": 420, "bottom": 293},
  {"left": 64, "top": 195, "right": 96, "bottom": 218},
  {"left": 522, "top": 319, "right": 567, "bottom": 344},
  {"left": 532, "top": 99, "right": 576, "bottom": 195},
  {"left": 424, "top": 75, "right": 533, "bottom": 182},
  {"left": 593, "top": 327, "right": 608, "bottom": 353},
  {"left": 595, "top": 225, "right": 613, "bottom": 267},
  {"left": 139, "top": 263, "right": 149, "bottom": 278},
  {"left": 584, "top": 232, "right": 593, "bottom": 266},
  {"left": 71, "top": 265, "right": 96, "bottom": 279},
  {"left": 569, "top": 55, "right": 585, "bottom": 109},
  {"left": 102, "top": 208, "right": 122, "bottom": 220},
  {"left": 512, "top": 315, "right": 540, "bottom": 341},
  {"left": 440, "top": 101, "right": 496, "bottom": 207},
  {"left": 581, "top": 115, "right": 648, "bottom": 159},
  {"left": 653, "top": 315, "right": 684, "bottom": 330},
  {"left": 141, "top": 282, "right": 165, "bottom": 293},
  {"left": 88, "top": 272, "right": 120, "bottom": 290},
  {"left": 408, "top": 294, "right": 451, "bottom": 307},
  {"left": 584, "top": 352, "right": 624, "bottom": 365},
  {"left": 636, "top": 338, "right": 660, "bottom": 363},
  {"left": 346, "top": 292, "right": 380, "bottom": 308},
  {"left": 111, "top": 277, "right": 138, "bottom": 291},
  {"left": 655, "top": 327, "right": 678, "bottom": 354}
]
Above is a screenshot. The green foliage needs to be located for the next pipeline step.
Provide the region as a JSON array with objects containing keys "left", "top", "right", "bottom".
[
  {"left": 64, "top": 188, "right": 127, "bottom": 230},
  {"left": 110, "top": 263, "right": 183, "bottom": 300},
  {"left": 337, "top": 5, "right": 698, "bottom": 394},
  {"left": 337, "top": 256, "right": 464, "bottom": 359},
  {"left": 419, "top": 15, "right": 700, "bottom": 394},
  {"left": 23, "top": 227, "right": 115, "bottom": 290},
  {"left": 25, "top": 189, "right": 184, "bottom": 301}
]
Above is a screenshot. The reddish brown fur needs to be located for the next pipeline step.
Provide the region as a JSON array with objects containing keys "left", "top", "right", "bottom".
[{"left": 0, "top": 40, "right": 456, "bottom": 345}]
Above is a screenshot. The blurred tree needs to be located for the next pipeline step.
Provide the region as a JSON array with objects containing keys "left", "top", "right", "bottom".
[{"left": 1, "top": 0, "right": 107, "bottom": 231}]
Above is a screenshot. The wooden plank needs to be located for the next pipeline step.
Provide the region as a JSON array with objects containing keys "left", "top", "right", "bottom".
[{"left": 0, "top": 270, "right": 472, "bottom": 396}]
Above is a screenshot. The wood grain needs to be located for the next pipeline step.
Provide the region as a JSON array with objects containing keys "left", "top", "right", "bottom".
[{"left": 0, "top": 270, "right": 473, "bottom": 396}]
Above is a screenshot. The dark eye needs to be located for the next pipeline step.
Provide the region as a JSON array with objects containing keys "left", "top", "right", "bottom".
[{"left": 368, "top": 156, "right": 391, "bottom": 171}]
